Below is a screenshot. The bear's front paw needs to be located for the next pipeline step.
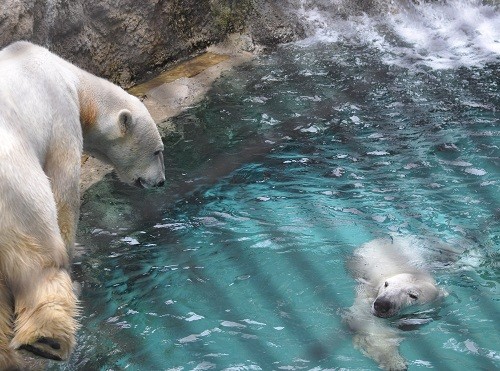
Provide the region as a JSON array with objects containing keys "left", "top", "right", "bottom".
[
  {"left": 19, "top": 337, "right": 63, "bottom": 361},
  {"left": 381, "top": 354, "right": 408, "bottom": 371}
]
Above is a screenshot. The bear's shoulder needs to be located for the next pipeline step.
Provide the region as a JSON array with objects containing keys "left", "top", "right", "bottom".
[
  {"left": 1, "top": 41, "right": 50, "bottom": 63},
  {"left": 0, "top": 41, "right": 75, "bottom": 80}
]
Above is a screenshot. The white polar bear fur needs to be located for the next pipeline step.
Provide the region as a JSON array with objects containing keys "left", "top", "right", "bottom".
[
  {"left": 0, "top": 41, "right": 165, "bottom": 367},
  {"left": 345, "top": 236, "right": 447, "bottom": 371}
]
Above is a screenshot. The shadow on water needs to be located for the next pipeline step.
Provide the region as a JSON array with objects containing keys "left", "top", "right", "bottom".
[{"left": 62, "top": 36, "right": 499, "bottom": 370}]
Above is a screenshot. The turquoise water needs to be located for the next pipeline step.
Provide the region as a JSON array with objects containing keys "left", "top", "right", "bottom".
[{"left": 65, "top": 4, "right": 498, "bottom": 371}]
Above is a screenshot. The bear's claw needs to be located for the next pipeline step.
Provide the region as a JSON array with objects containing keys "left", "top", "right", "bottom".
[
  {"left": 36, "top": 336, "right": 61, "bottom": 350},
  {"left": 19, "top": 337, "right": 63, "bottom": 361}
]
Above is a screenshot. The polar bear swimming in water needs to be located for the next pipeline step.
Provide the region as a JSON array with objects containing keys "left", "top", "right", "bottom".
[
  {"left": 0, "top": 41, "right": 165, "bottom": 368},
  {"left": 345, "top": 236, "right": 451, "bottom": 370}
]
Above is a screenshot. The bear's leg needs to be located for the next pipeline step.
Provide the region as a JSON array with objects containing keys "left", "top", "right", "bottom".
[
  {"left": 10, "top": 267, "right": 78, "bottom": 361},
  {"left": 44, "top": 142, "right": 81, "bottom": 260},
  {"left": 1, "top": 154, "right": 79, "bottom": 362},
  {"left": 0, "top": 275, "right": 21, "bottom": 370},
  {"left": 354, "top": 333, "right": 407, "bottom": 371}
]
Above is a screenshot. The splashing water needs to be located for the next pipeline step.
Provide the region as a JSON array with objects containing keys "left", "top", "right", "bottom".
[
  {"left": 58, "top": 1, "right": 498, "bottom": 370},
  {"left": 296, "top": 0, "right": 500, "bottom": 69}
]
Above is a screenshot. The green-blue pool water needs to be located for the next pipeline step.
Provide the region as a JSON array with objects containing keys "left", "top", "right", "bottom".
[{"left": 62, "top": 2, "right": 498, "bottom": 370}]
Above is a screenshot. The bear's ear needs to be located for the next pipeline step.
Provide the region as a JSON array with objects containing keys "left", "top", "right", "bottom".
[{"left": 118, "top": 109, "right": 133, "bottom": 135}]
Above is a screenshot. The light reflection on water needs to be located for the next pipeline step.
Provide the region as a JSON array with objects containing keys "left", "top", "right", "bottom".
[{"left": 64, "top": 13, "right": 498, "bottom": 371}]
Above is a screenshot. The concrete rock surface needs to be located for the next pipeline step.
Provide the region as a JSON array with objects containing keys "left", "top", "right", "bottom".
[{"left": 1, "top": 0, "right": 304, "bottom": 86}]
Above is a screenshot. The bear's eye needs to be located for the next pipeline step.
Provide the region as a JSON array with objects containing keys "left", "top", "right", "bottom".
[
  {"left": 408, "top": 293, "right": 418, "bottom": 300},
  {"left": 384, "top": 281, "right": 389, "bottom": 288},
  {"left": 154, "top": 150, "right": 162, "bottom": 156}
]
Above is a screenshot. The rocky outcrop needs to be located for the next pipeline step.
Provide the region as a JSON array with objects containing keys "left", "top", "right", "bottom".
[
  {"left": 246, "top": 1, "right": 305, "bottom": 47},
  {"left": 0, "top": 0, "right": 305, "bottom": 87}
]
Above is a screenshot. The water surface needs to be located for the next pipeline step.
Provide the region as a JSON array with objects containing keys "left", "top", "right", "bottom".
[{"left": 63, "top": 1, "right": 498, "bottom": 370}]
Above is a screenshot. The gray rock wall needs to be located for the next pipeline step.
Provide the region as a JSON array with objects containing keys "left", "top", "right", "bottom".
[{"left": 0, "top": 0, "right": 304, "bottom": 87}]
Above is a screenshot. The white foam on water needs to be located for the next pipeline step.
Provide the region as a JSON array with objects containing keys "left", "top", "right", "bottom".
[
  {"left": 383, "top": 0, "right": 500, "bottom": 69},
  {"left": 294, "top": 0, "right": 500, "bottom": 69}
]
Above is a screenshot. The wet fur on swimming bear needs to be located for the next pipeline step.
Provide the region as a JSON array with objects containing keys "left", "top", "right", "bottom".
[{"left": 344, "top": 236, "right": 449, "bottom": 371}]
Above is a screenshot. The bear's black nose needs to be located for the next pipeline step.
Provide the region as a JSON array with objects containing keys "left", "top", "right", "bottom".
[
  {"left": 134, "top": 178, "right": 145, "bottom": 188},
  {"left": 373, "top": 298, "right": 392, "bottom": 314},
  {"left": 155, "top": 180, "right": 165, "bottom": 187}
]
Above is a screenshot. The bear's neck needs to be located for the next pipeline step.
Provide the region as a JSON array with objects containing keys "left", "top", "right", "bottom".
[{"left": 77, "top": 86, "right": 98, "bottom": 132}]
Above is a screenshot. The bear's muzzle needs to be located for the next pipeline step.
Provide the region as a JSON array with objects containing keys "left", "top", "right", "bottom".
[{"left": 372, "top": 297, "right": 395, "bottom": 318}]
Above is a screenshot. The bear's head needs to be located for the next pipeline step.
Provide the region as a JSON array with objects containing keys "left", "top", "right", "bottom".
[
  {"left": 371, "top": 273, "right": 442, "bottom": 318},
  {"left": 82, "top": 92, "right": 166, "bottom": 189}
]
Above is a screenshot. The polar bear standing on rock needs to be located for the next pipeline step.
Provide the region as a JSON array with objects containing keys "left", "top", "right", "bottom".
[
  {"left": 345, "top": 236, "right": 448, "bottom": 371},
  {"left": 0, "top": 41, "right": 165, "bottom": 368}
]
